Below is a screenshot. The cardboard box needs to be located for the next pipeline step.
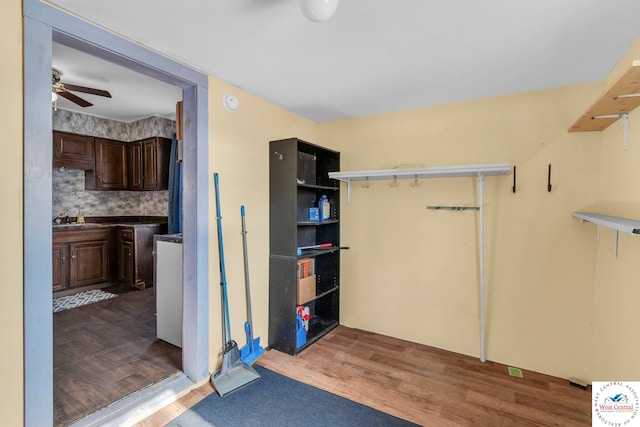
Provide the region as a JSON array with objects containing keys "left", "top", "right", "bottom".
[
  {"left": 296, "top": 258, "right": 315, "bottom": 279},
  {"left": 297, "top": 274, "right": 316, "bottom": 305}
]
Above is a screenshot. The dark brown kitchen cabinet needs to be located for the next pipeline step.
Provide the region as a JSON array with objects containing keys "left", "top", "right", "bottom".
[
  {"left": 53, "top": 130, "right": 95, "bottom": 169},
  {"left": 52, "top": 243, "right": 68, "bottom": 292},
  {"left": 52, "top": 228, "right": 109, "bottom": 294},
  {"left": 128, "top": 137, "right": 172, "bottom": 190},
  {"left": 70, "top": 240, "right": 109, "bottom": 288},
  {"left": 118, "top": 238, "right": 134, "bottom": 283},
  {"left": 85, "top": 138, "right": 128, "bottom": 190},
  {"left": 116, "top": 225, "right": 165, "bottom": 288}
]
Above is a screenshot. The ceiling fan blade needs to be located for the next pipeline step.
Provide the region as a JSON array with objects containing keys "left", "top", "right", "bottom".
[
  {"left": 61, "top": 83, "right": 112, "bottom": 98},
  {"left": 57, "top": 89, "right": 93, "bottom": 107}
]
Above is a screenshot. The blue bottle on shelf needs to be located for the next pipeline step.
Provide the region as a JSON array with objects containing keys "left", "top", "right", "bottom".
[{"left": 318, "top": 195, "right": 330, "bottom": 221}]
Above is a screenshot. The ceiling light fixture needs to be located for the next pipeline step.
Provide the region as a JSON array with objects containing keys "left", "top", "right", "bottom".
[
  {"left": 299, "top": 0, "right": 339, "bottom": 23},
  {"left": 51, "top": 91, "right": 58, "bottom": 102}
]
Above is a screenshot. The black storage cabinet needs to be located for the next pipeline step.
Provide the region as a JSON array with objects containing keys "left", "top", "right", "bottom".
[{"left": 269, "top": 138, "right": 341, "bottom": 355}]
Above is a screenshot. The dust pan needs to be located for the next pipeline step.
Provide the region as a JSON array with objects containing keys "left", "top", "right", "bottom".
[
  {"left": 212, "top": 340, "right": 260, "bottom": 397},
  {"left": 210, "top": 173, "right": 260, "bottom": 397}
]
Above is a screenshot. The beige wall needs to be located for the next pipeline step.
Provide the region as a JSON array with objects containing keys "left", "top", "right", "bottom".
[
  {"left": 592, "top": 37, "right": 640, "bottom": 381},
  {"left": 0, "top": 0, "right": 24, "bottom": 426},
  {"left": 8, "top": 2, "right": 640, "bottom": 422},
  {"left": 318, "top": 83, "right": 603, "bottom": 381},
  {"left": 207, "top": 77, "right": 317, "bottom": 368}
]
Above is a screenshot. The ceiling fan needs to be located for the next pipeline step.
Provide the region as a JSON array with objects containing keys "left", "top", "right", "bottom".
[{"left": 52, "top": 68, "right": 111, "bottom": 107}]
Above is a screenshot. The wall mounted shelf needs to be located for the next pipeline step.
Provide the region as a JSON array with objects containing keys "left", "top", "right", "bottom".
[
  {"left": 330, "top": 162, "right": 510, "bottom": 363},
  {"left": 572, "top": 211, "right": 640, "bottom": 257},
  {"left": 572, "top": 212, "right": 640, "bottom": 234},
  {"left": 329, "top": 163, "right": 510, "bottom": 203},
  {"left": 569, "top": 60, "right": 640, "bottom": 132}
]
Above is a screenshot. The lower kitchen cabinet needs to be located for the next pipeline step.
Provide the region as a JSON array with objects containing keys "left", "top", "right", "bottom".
[
  {"left": 116, "top": 225, "right": 165, "bottom": 288},
  {"left": 52, "top": 228, "right": 109, "bottom": 294},
  {"left": 53, "top": 221, "right": 167, "bottom": 295},
  {"left": 52, "top": 243, "right": 68, "bottom": 292},
  {"left": 70, "top": 240, "right": 109, "bottom": 287}
]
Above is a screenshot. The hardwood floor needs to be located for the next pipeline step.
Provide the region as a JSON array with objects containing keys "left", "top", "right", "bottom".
[
  {"left": 54, "top": 285, "right": 182, "bottom": 426},
  {"left": 136, "top": 326, "right": 591, "bottom": 426}
]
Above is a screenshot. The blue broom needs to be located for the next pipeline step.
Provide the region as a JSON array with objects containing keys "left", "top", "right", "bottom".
[{"left": 239, "top": 205, "right": 265, "bottom": 365}]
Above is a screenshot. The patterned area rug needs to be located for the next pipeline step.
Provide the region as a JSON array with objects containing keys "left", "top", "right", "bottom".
[{"left": 53, "top": 289, "right": 118, "bottom": 313}]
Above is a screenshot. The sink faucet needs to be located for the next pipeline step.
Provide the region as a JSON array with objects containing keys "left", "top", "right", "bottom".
[{"left": 52, "top": 213, "right": 65, "bottom": 224}]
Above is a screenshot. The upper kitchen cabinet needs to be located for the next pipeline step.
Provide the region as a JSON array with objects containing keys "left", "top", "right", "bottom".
[
  {"left": 128, "top": 137, "right": 172, "bottom": 190},
  {"left": 53, "top": 130, "right": 94, "bottom": 169},
  {"left": 86, "top": 137, "right": 128, "bottom": 190}
]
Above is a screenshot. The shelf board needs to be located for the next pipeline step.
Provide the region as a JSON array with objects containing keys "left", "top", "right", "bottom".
[
  {"left": 295, "top": 317, "right": 339, "bottom": 354},
  {"left": 298, "top": 183, "right": 339, "bottom": 191},
  {"left": 328, "top": 163, "right": 510, "bottom": 182},
  {"left": 297, "top": 219, "right": 339, "bottom": 226},
  {"left": 297, "top": 247, "right": 345, "bottom": 258},
  {"left": 569, "top": 60, "right": 640, "bottom": 132},
  {"left": 306, "top": 285, "right": 339, "bottom": 304},
  {"left": 572, "top": 212, "right": 640, "bottom": 234}
]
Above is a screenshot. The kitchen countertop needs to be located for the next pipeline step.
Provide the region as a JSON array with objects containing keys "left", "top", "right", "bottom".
[
  {"left": 53, "top": 216, "right": 168, "bottom": 232},
  {"left": 52, "top": 223, "right": 166, "bottom": 231}
]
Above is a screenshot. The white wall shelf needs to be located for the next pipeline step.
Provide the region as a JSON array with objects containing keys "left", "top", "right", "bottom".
[
  {"left": 329, "top": 162, "right": 510, "bottom": 363},
  {"left": 572, "top": 211, "right": 640, "bottom": 257},
  {"left": 572, "top": 212, "right": 640, "bottom": 234},
  {"left": 329, "top": 163, "right": 511, "bottom": 203}
]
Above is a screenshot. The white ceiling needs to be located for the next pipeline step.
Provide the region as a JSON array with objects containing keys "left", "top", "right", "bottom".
[
  {"left": 52, "top": 42, "right": 182, "bottom": 122},
  {"left": 47, "top": 0, "right": 640, "bottom": 123}
]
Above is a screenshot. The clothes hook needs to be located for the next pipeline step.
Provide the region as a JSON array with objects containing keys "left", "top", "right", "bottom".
[
  {"left": 547, "top": 164, "right": 552, "bottom": 192},
  {"left": 512, "top": 166, "right": 516, "bottom": 194}
]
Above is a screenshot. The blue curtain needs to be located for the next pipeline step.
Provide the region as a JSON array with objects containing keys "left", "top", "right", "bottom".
[{"left": 168, "top": 133, "right": 183, "bottom": 234}]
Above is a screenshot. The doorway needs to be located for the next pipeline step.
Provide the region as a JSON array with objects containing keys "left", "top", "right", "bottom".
[
  {"left": 51, "top": 42, "right": 186, "bottom": 425},
  {"left": 24, "top": 2, "right": 209, "bottom": 426}
]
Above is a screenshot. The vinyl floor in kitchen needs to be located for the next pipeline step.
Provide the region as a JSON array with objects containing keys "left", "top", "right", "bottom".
[{"left": 53, "top": 285, "right": 182, "bottom": 427}]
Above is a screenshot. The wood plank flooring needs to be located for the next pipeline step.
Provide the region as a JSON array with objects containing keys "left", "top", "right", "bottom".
[
  {"left": 54, "top": 285, "right": 182, "bottom": 426},
  {"left": 136, "top": 326, "right": 591, "bottom": 427}
]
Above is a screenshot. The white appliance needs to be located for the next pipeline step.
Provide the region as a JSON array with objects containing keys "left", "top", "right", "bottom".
[{"left": 154, "top": 234, "right": 183, "bottom": 348}]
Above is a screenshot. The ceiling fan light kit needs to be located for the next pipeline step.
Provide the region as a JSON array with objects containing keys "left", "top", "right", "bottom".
[
  {"left": 51, "top": 67, "right": 112, "bottom": 108},
  {"left": 299, "top": 0, "right": 339, "bottom": 22}
]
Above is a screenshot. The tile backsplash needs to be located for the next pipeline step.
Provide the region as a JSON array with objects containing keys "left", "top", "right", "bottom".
[{"left": 53, "top": 109, "right": 175, "bottom": 217}]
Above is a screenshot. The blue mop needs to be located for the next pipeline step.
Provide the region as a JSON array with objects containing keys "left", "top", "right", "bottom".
[{"left": 239, "top": 205, "right": 266, "bottom": 365}]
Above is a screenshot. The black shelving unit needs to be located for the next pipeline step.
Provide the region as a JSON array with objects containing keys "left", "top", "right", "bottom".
[{"left": 269, "top": 137, "right": 341, "bottom": 355}]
